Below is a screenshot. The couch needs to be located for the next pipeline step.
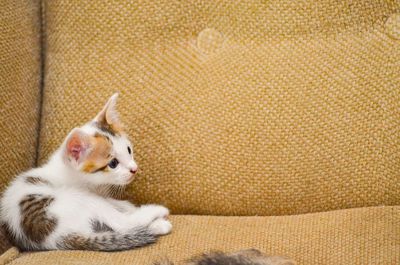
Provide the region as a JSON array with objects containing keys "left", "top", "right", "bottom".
[{"left": 0, "top": 1, "right": 399, "bottom": 264}]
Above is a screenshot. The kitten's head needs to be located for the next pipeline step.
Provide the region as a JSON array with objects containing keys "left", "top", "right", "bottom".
[{"left": 62, "top": 93, "right": 138, "bottom": 186}]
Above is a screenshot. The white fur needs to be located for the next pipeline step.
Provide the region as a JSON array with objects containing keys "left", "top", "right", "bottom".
[{"left": 0, "top": 94, "right": 172, "bottom": 250}]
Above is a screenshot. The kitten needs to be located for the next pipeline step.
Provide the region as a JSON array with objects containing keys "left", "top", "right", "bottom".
[
  {"left": 154, "top": 249, "right": 296, "bottom": 265},
  {"left": 0, "top": 93, "right": 172, "bottom": 251}
]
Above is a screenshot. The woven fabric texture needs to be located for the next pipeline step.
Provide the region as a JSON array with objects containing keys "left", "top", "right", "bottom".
[
  {"left": 38, "top": 0, "right": 400, "bottom": 215},
  {"left": 0, "top": 248, "right": 18, "bottom": 265},
  {"left": 0, "top": 1, "right": 41, "bottom": 191},
  {"left": 4, "top": 206, "right": 399, "bottom": 265}
]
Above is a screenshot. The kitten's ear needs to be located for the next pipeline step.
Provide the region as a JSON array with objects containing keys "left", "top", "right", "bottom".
[
  {"left": 65, "top": 129, "right": 92, "bottom": 162},
  {"left": 93, "top": 93, "right": 123, "bottom": 133}
]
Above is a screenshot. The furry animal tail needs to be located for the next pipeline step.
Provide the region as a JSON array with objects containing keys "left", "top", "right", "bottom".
[
  {"left": 153, "top": 249, "right": 296, "bottom": 265},
  {"left": 57, "top": 226, "right": 156, "bottom": 251}
]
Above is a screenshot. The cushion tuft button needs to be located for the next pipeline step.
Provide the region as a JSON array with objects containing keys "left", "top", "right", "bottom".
[{"left": 197, "top": 28, "right": 224, "bottom": 54}]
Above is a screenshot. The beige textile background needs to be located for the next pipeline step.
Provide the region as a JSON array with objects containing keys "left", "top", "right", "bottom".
[
  {"left": 38, "top": 1, "right": 400, "bottom": 215},
  {"left": 0, "top": 1, "right": 41, "bottom": 193}
]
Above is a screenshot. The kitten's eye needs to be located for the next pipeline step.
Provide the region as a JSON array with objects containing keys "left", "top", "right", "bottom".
[
  {"left": 108, "top": 158, "right": 119, "bottom": 169},
  {"left": 127, "top": 146, "right": 131, "bottom": 154}
]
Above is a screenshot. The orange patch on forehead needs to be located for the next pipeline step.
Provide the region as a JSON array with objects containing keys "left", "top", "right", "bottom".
[{"left": 81, "top": 133, "right": 112, "bottom": 173}]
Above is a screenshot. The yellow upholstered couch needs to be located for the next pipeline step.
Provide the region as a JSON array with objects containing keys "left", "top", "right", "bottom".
[{"left": 0, "top": 1, "right": 399, "bottom": 264}]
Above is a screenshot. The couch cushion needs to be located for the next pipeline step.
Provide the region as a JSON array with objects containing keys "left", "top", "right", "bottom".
[
  {"left": 39, "top": 1, "right": 400, "bottom": 215},
  {"left": 0, "top": 1, "right": 41, "bottom": 190},
  {"left": 3, "top": 206, "right": 399, "bottom": 265}
]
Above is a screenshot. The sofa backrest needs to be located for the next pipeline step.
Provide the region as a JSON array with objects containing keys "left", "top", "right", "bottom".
[
  {"left": 0, "top": 1, "right": 42, "bottom": 193},
  {"left": 38, "top": 1, "right": 400, "bottom": 215}
]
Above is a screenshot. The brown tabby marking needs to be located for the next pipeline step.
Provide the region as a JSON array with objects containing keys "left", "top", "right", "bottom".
[
  {"left": 154, "top": 249, "right": 296, "bottom": 265},
  {"left": 91, "top": 220, "right": 114, "bottom": 233},
  {"left": 19, "top": 194, "right": 57, "bottom": 243},
  {"left": 25, "top": 177, "right": 51, "bottom": 186},
  {"left": 94, "top": 121, "right": 121, "bottom": 136},
  {"left": 59, "top": 234, "right": 91, "bottom": 250},
  {"left": 82, "top": 133, "right": 113, "bottom": 173},
  {"left": 57, "top": 226, "right": 156, "bottom": 251},
  {"left": 0, "top": 223, "right": 14, "bottom": 253}
]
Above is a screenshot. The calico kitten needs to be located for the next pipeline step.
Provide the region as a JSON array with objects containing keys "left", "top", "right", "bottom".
[
  {"left": 0, "top": 93, "right": 172, "bottom": 251},
  {"left": 154, "top": 249, "right": 296, "bottom": 265}
]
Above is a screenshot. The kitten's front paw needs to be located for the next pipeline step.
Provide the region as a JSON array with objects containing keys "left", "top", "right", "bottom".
[
  {"left": 149, "top": 218, "right": 172, "bottom": 236},
  {"left": 140, "top": 204, "right": 169, "bottom": 219}
]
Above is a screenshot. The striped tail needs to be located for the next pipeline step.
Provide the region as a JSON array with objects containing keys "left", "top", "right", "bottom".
[{"left": 57, "top": 226, "right": 156, "bottom": 251}]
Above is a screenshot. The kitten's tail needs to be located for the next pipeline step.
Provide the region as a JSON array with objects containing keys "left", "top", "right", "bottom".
[{"left": 56, "top": 226, "right": 156, "bottom": 251}]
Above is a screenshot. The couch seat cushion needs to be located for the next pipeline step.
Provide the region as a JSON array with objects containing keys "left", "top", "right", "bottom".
[{"left": 3, "top": 206, "right": 399, "bottom": 265}]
